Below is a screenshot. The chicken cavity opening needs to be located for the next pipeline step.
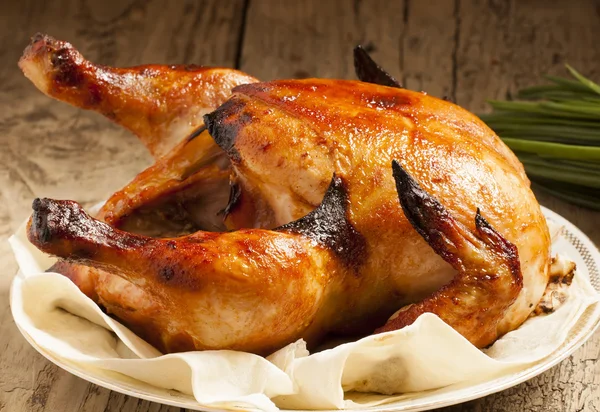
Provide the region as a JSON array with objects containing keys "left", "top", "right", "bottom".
[{"left": 115, "top": 151, "right": 234, "bottom": 238}]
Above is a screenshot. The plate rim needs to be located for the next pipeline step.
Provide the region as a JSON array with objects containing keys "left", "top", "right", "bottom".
[{"left": 10, "top": 206, "right": 600, "bottom": 412}]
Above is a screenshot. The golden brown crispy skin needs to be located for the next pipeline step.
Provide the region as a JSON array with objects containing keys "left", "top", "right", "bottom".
[
  {"left": 24, "top": 62, "right": 550, "bottom": 352},
  {"left": 205, "top": 79, "right": 549, "bottom": 340},
  {"left": 18, "top": 33, "right": 257, "bottom": 158}
]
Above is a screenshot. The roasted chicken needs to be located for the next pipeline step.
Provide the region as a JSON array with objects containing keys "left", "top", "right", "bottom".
[{"left": 22, "top": 34, "right": 551, "bottom": 355}]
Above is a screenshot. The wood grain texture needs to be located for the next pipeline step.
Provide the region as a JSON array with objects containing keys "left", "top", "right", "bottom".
[
  {"left": 239, "top": 0, "right": 406, "bottom": 80},
  {"left": 1, "top": 0, "right": 599, "bottom": 411}
]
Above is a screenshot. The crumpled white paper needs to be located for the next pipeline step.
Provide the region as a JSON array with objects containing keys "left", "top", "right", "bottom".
[{"left": 8, "top": 218, "right": 600, "bottom": 411}]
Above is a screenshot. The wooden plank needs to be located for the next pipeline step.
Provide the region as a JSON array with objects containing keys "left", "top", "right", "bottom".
[
  {"left": 401, "top": 0, "right": 457, "bottom": 99},
  {"left": 239, "top": 0, "right": 405, "bottom": 80},
  {"left": 240, "top": 0, "right": 455, "bottom": 96},
  {"left": 0, "top": 0, "right": 245, "bottom": 411}
]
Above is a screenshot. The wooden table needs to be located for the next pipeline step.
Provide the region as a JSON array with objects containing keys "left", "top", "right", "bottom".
[{"left": 1, "top": 0, "right": 599, "bottom": 411}]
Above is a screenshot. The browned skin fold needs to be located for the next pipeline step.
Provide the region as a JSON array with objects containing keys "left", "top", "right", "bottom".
[
  {"left": 18, "top": 33, "right": 258, "bottom": 158},
  {"left": 374, "top": 161, "right": 523, "bottom": 348}
]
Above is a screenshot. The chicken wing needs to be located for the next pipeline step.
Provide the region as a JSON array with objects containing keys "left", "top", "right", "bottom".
[
  {"left": 374, "top": 161, "right": 522, "bottom": 348},
  {"left": 96, "top": 127, "right": 231, "bottom": 235},
  {"left": 353, "top": 45, "right": 402, "bottom": 88},
  {"left": 19, "top": 33, "right": 257, "bottom": 158}
]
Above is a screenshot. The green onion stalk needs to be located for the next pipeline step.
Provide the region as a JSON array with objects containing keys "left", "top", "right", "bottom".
[{"left": 479, "top": 65, "right": 600, "bottom": 210}]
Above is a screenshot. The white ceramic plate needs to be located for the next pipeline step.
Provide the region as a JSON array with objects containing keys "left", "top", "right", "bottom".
[{"left": 12, "top": 206, "right": 600, "bottom": 412}]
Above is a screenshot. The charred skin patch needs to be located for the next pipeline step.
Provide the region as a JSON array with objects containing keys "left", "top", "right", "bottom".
[
  {"left": 390, "top": 161, "right": 462, "bottom": 266},
  {"left": 159, "top": 266, "right": 176, "bottom": 281},
  {"left": 31, "top": 198, "right": 53, "bottom": 244},
  {"left": 50, "top": 46, "right": 84, "bottom": 87},
  {"left": 222, "top": 181, "right": 242, "bottom": 218},
  {"left": 474, "top": 209, "right": 522, "bottom": 288},
  {"left": 353, "top": 45, "right": 402, "bottom": 88},
  {"left": 277, "top": 175, "right": 367, "bottom": 270},
  {"left": 203, "top": 98, "right": 254, "bottom": 160}
]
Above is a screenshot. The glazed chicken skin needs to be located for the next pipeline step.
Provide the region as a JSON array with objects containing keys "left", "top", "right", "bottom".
[{"left": 22, "top": 35, "right": 552, "bottom": 355}]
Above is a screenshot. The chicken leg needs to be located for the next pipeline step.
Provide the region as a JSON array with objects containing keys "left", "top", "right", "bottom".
[
  {"left": 29, "top": 176, "right": 354, "bottom": 354},
  {"left": 19, "top": 33, "right": 257, "bottom": 158}
]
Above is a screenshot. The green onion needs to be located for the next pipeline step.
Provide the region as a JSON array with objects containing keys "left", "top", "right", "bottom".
[
  {"left": 566, "top": 65, "right": 600, "bottom": 95},
  {"left": 479, "top": 113, "right": 599, "bottom": 128},
  {"left": 516, "top": 154, "right": 600, "bottom": 188},
  {"left": 504, "top": 139, "right": 600, "bottom": 161},
  {"left": 481, "top": 65, "right": 600, "bottom": 209},
  {"left": 532, "top": 178, "right": 600, "bottom": 210}
]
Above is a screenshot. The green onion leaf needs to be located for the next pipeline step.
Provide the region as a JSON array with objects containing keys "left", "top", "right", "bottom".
[{"left": 480, "top": 65, "right": 600, "bottom": 209}]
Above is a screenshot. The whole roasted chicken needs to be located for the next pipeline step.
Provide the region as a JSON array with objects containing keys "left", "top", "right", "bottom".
[{"left": 22, "top": 35, "right": 551, "bottom": 355}]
